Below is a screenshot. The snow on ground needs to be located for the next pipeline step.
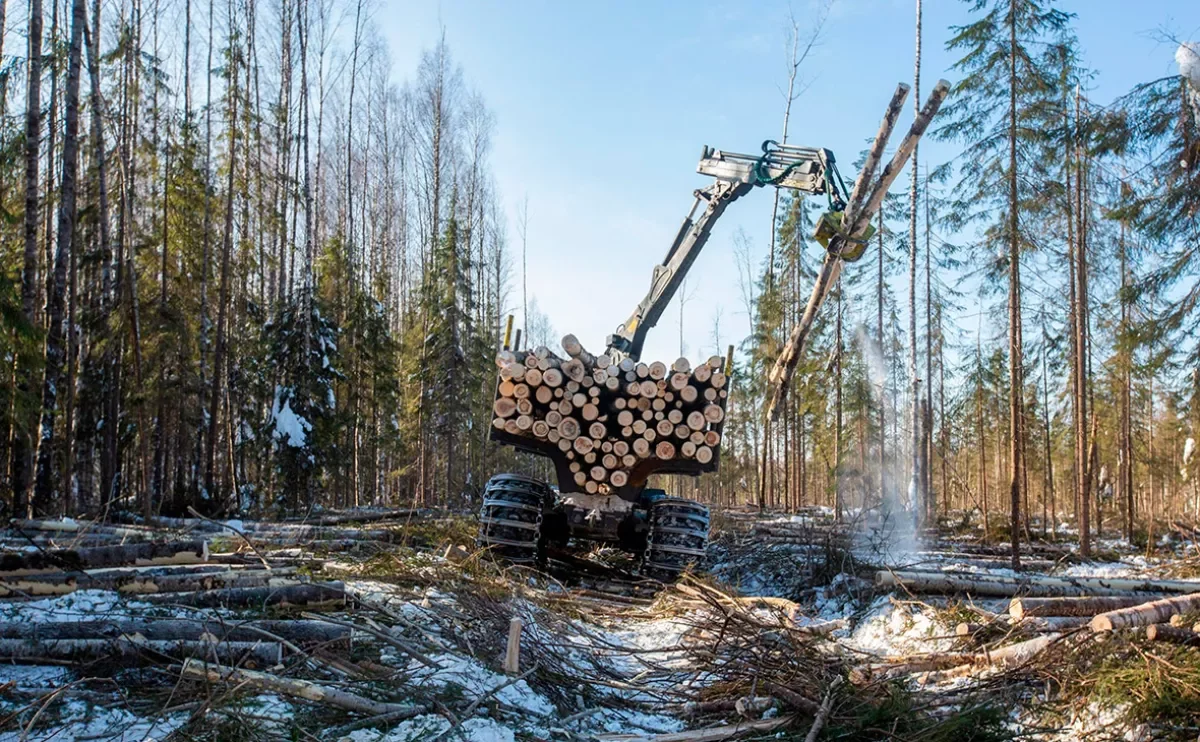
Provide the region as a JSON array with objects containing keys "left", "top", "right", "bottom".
[
  {"left": 0, "top": 699, "right": 188, "bottom": 742},
  {"left": 842, "top": 594, "right": 956, "bottom": 658},
  {"left": 405, "top": 652, "right": 555, "bottom": 717},
  {"left": 342, "top": 716, "right": 515, "bottom": 742}
]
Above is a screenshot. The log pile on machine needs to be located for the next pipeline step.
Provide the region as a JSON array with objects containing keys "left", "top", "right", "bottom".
[{"left": 491, "top": 334, "right": 732, "bottom": 496}]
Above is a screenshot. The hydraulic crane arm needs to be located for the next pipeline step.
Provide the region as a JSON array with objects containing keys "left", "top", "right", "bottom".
[{"left": 605, "top": 143, "right": 847, "bottom": 362}]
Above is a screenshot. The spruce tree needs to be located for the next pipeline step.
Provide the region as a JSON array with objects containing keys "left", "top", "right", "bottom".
[{"left": 937, "top": 0, "right": 1072, "bottom": 567}]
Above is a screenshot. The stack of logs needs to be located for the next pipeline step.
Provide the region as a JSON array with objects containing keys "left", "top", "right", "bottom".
[{"left": 492, "top": 334, "right": 729, "bottom": 495}]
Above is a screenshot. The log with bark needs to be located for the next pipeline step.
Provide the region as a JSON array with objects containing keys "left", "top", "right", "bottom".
[
  {"left": 0, "top": 540, "right": 209, "bottom": 576},
  {"left": 878, "top": 569, "right": 1200, "bottom": 598},
  {"left": 0, "top": 567, "right": 297, "bottom": 597},
  {"left": 1091, "top": 593, "right": 1200, "bottom": 632},
  {"left": 181, "top": 658, "right": 426, "bottom": 716},
  {"left": 1146, "top": 623, "right": 1200, "bottom": 647},
  {"left": 141, "top": 581, "right": 345, "bottom": 609},
  {"left": 1008, "top": 596, "right": 1157, "bottom": 620},
  {"left": 0, "top": 637, "right": 282, "bottom": 666},
  {"left": 0, "top": 619, "right": 350, "bottom": 644},
  {"left": 491, "top": 338, "right": 730, "bottom": 495}
]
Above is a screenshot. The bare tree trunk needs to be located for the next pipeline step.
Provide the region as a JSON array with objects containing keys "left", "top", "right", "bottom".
[
  {"left": 1006, "top": 0, "right": 1023, "bottom": 570},
  {"left": 31, "top": 0, "right": 85, "bottom": 513},
  {"left": 13, "top": 0, "right": 46, "bottom": 515},
  {"left": 204, "top": 5, "right": 239, "bottom": 507},
  {"left": 908, "top": 0, "right": 922, "bottom": 527}
]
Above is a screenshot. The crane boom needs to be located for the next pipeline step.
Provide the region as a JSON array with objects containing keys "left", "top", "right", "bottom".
[{"left": 605, "top": 143, "right": 846, "bottom": 362}]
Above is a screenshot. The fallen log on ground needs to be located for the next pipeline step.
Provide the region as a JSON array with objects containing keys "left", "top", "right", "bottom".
[
  {"left": 0, "top": 540, "right": 209, "bottom": 577},
  {"left": 181, "top": 658, "right": 426, "bottom": 716},
  {"left": 1146, "top": 623, "right": 1200, "bottom": 647},
  {"left": 0, "top": 619, "right": 349, "bottom": 644},
  {"left": 141, "top": 581, "right": 345, "bottom": 609},
  {"left": 11, "top": 520, "right": 174, "bottom": 540},
  {"left": 1091, "top": 593, "right": 1200, "bottom": 632},
  {"left": 877, "top": 569, "right": 1200, "bottom": 598},
  {"left": 1009, "top": 596, "right": 1157, "bottom": 619},
  {"left": 0, "top": 568, "right": 296, "bottom": 597},
  {"left": 957, "top": 615, "right": 1086, "bottom": 638},
  {"left": 0, "top": 637, "right": 282, "bottom": 666}
]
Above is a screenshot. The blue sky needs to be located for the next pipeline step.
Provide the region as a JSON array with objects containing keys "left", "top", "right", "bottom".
[{"left": 378, "top": 0, "right": 1197, "bottom": 364}]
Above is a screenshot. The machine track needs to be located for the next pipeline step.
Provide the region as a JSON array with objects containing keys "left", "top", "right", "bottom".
[
  {"left": 476, "top": 473, "right": 551, "bottom": 565},
  {"left": 642, "top": 498, "right": 710, "bottom": 581}
]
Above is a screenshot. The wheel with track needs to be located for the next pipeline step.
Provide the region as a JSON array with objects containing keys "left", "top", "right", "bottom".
[
  {"left": 642, "top": 498, "right": 709, "bottom": 581},
  {"left": 476, "top": 473, "right": 551, "bottom": 566}
]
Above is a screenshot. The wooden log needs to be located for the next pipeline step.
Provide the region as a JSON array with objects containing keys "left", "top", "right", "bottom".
[
  {"left": 692, "top": 364, "right": 712, "bottom": 384},
  {"left": 573, "top": 437, "right": 594, "bottom": 455},
  {"left": 979, "top": 633, "right": 1060, "bottom": 666},
  {"left": 0, "top": 619, "right": 349, "bottom": 644},
  {"left": 0, "top": 638, "right": 282, "bottom": 666},
  {"left": 1009, "top": 596, "right": 1155, "bottom": 620},
  {"left": 182, "top": 658, "right": 424, "bottom": 716},
  {"left": 878, "top": 570, "right": 1200, "bottom": 598},
  {"left": 535, "top": 386, "right": 553, "bottom": 405},
  {"left": 588, "top": 422, "right": 606, "bottom": 440},
  {"left": 680, "top": 385, "right": 698, "bottom": 404},
  {"left": 704, "top": 431, "right": 721, "bottom": 447},
  {"left": 648, "top": 361, "right": 668, "bottom": 380},
  {"left": 1092, "top": 594, "right": 1200, "bottom": 632},
  {"left": 561, "top": 358, "right": 586, "bottom": 383},
  {"left": 516, "top": 399, "right": 533, "bottom": 416},
  {"left": 695, "top": 446, "right": 713, "bottom": 464},
  {"left": 142, "top": 581, "right": 345, "bottom": 609},
  {"left": 561, "top": 334, "right": 596, "bottom": 367},
  {"left": 1147, "top": 623, "right": 1200, "bottom": 646},
  {"left": 558, "top": 418, "right": 580, "bottom": 440},
  {"left": 639, "top": 380, "right": 657, "bottom": 397},
  {"left": 525, "top": 368, "right": 543, "bottom": 386},
  {"left": 542, "top": 368, "right": 563, "bottom": 387},
  {"left": 0, "top": 540, "right": 209, "bottom": 577},
  {"left": 656, "top": 419, "right": 674, "bottom": 437},
  {"left": 669, "top": 372, "right": 689, "bottom": 391},
  {"left": 703, "top": 404, "right": 725, "bottom": 424},
  {"left": 590, "top": 466, "right": 607, "bottom": 483},
  {"left": 0, "top": 569, "right": 298, "bottom": 598},
  {"left": 532, "top": 421, "right": 550, "bottom": 438},
  {"left": 686, "top": 411, "right": 706, "bottom": 431},
  {"left": 610, "top": 471, "right": 629, "bottom": 488},
  {"left": 681, "top": 441, "right": 696, "bottom": 458},
  {"left": 633, "top": 439, "right": 651, "bottom": 458},
  {"left": 1017, "top": 615, "right": 1090, "bottom": 631},
  {"left": 671, "top": 357, "right": 691, "bottom": 374},
  {"left": 656, "top": 441, "right": 676, "bottom": 460}
]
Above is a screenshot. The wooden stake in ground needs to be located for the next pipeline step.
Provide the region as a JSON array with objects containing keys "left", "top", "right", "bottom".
[{"left": 505, "top": 617, "right": 522, "bottom": 674}]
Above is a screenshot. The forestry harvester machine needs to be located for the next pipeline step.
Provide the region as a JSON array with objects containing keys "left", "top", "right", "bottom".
[{"left": 479, "top": 81, "right": 949, "bottom": 580}]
